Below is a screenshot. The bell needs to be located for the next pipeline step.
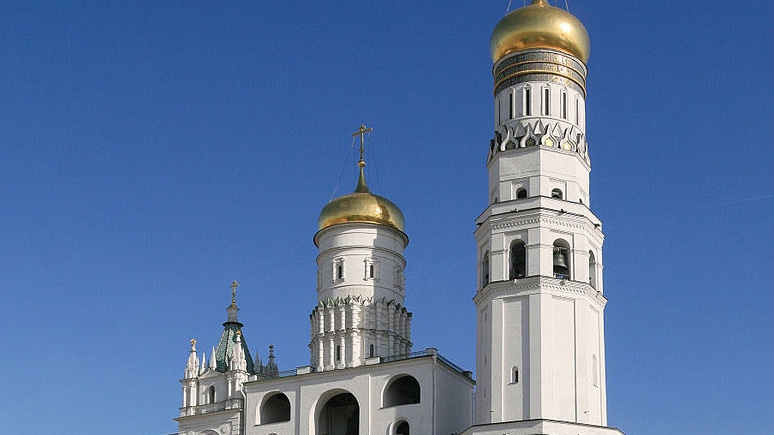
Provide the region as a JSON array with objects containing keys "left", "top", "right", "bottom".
[{"left": 553, "top": 248, "right": 569, "bottom": 277}]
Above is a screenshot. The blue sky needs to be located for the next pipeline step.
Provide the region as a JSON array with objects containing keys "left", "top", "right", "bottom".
[{"left": 1, "top": 1, "right": 773, "bottom": 434}]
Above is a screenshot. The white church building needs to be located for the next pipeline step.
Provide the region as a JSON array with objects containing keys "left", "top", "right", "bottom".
[{"left": 174, "top": 2, "right": 627, "bottom": 435}]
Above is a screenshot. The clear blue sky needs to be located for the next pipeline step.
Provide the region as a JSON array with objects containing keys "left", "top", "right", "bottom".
[{"left": 1, "top": 1, "right": 772, "bottom": 434}]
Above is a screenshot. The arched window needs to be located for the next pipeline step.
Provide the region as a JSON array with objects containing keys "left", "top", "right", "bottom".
[
  {"left": 510, "top": 240, "right": 526, "bottom": 279},
  {"left": 516, "top": 188, "right": 527, "bottom": 199},
  {"left": 511, "top": 366, "right": 520, "bottom": 384},
  {"left": 542, "top": 86, "right": 550, "bottom": 116},
  {"left": 317, "top": 392, "right": 359, "bottom": 435},
  {"left": 481, "top": 251, "right": 490, "bottom": 287},
  {"left": 561, "top": 91, "right": 568, "bottom": 119},
  {"left": 509, "top": 91, "right": 514, "bottom": 119},
  {"left": 524, "top": 86, "right": 532, "bottom": 116},
  {"left": 333, "top": 258, "right": 345, "bottom": 282},
  {"left": 396, "top": 420, "right": 410, "bottom": 435},
  {"left": 383, "top": 375, "right": 421, "bottom": 407},
  {"left": 369, "top": 344, "right": 375, "bottom": 358},
  {"left": 551, "top": 188, "right": 563, "bottom": 200},
  {"left": 207, "top": 385, "right": 215, "bottom": 404},
  {"left": 553, "top": 239, "right": 571, "bottom": 279},
  {"left": 260, "top": 393, "right": 291, "bottom": 424},
  {"left": 588, "top": 250, "right": 597, "bottom": 288},
  {"left": 336, "top": 345, "right": 341, "bottom": 361}
]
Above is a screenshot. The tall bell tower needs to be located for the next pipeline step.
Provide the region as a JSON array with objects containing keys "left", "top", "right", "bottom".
[{"left": 474, "top": 0, "right": 611, "bottom": 427}]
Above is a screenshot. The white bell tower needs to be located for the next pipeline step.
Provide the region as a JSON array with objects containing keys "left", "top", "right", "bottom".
[
  {"left": 474, "top": 0, "right": 610, "bottom": 427},
  {"left": 310, "top": 125, "right": 412, "bottom": 372}
]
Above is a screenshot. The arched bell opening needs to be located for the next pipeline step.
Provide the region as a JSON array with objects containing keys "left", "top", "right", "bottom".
[
  {"left": 395, "top": 420, "right": 410, "bottom": 435},
  {"left": 316, "top": 392, "right": 359, "bottom": 435},
  {"left": 260, "top": 392, "right": 291, "bottom": 425},
  {"left": 481, "top": 251, "right": 490, "bottom": 287},
  {"left": 553, "top": 239, "right": 571, "bottom": 279},
  {"left": 510, "top": 240, "right": 526, "bottom": 279},
  {"left": 383, "top": 375, "right": 421, "bottom": 408}
]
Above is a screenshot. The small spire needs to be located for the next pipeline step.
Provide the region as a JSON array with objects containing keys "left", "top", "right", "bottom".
[
  {"left": 210, "top": 347, "right": 216, "bottom": 370},
  {"left": 265, "top": 344, "right": 278, "bottom": 377},
  {"left": 199, "top": 352, "right": 206, "bottom": 375},
  {"left": 226, "top": 280, "right": 240, "bottom": 323},
  {"left": 352, "top": 124, "right": 373, "bottom": 194},
  {"left": 185, "top": 339, "right": 199, "bottom": 379},
  {"left": 231, "top": 331, "right": 247, "bottom": 372}
]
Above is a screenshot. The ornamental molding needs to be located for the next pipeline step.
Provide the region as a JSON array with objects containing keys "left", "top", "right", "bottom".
[
  {"left": 474, "top": 276, "right": 607, "bottom": 307},
  {"left": 491, "top": 216, "right": 585, "bottom": 232},
  {"left": 488, "top": 119, "right": 590, "bottom": 166},
  {"left": 491, "top": 217, "right": 540, "bottom": 230},
  {"left": 311, "top": 296, "right": 410, "bottom": 313}
]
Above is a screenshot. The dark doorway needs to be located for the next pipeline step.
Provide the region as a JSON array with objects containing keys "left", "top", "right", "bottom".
[{"left": 318, "top": 392, "right": 359, "bottom": 435}]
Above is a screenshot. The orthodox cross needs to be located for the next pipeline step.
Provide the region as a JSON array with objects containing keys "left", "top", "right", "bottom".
[
  {"left": 352, "top": 124, "right": 373, "bottom": 162},
  {"left": 230, "top": 280, "right": 239, "bottom": 304}
]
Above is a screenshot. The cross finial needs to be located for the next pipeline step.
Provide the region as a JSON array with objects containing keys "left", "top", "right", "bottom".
[
  {"left": 230, "top": 280, "right": 239, "bottom": 304},
  {"left": 352, "top": 124, "right": 373, "bottom": 164}
]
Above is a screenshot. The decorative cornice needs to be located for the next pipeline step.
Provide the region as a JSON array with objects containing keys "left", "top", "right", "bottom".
[
  {"left": 491, "top": 215, "right": 585, "bottom": 232},
  {"left": 489, "top": 119, "right": 590, "bottom": 166},
  {"left": 473, "top": 276, "right": 607, "bottom": 307},
  {"left": 311, "top": 296, "right": 410, "bottom": 314}
]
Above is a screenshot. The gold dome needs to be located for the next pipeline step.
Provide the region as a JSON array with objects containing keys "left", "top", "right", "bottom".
[
  {"left": 318, "top": 162, "right": 404, "bottom": 232},
  {"left": 490, "top": 0, "right": 590, "bottom": 64}
]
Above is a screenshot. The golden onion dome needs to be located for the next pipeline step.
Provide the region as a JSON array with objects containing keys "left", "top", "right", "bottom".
[
  {"left": 490, "top": 0, "right": 590, "bottom": 64},
  {"left": 318, "top": 160, "right": 404, "bottom": 232}
]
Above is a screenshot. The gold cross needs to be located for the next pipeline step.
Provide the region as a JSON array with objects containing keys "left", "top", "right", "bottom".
[
  {"left": 352, "top": 124, "right": 373, "bottom": 162},
  {"left": 230, "top": 280, "right": 239, "bottom": 304}
]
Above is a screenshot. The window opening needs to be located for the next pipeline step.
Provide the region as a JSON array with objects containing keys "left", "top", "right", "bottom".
[
  {"left": 261, "top": 393, "right": 291, "bottom": 424},
  {"left": 481, "top": 251, "right": 490, "bottom": 287},
  {"left": 512, "top": 366, "right": 520, "bottom": 384},
  {"left": 516, "top": 188, "right": 527, "bottom": 199},
  {"left": 509, "top": 91, "right": 514, "bottom": 119},
  {"left": 384, "top": 375, "right": 421, "bottom": 407},
  {"left": 576, "top": 98, "right": 580, "bottom": 124},
  {"left": 551, "top": 188, "right": 563, "bottom": 200},
  {"left": 561, "top": 92, "right": 568, "bottom": 119},
  {"left": 525, "top": 87, "right": 532, "bottom": 116},
  {"left": 510, "top": 240, "right": 526, "bottom": 279},
  {"left": 336, "top": 345, "right": 341, "bottom": 361},
  {"left": 333, "top": 258, "right": 345, "bottom": 282},
  {"left": 589, "top": 251, "right": 597, "bottom": 288},
  {"left": 396, "top": 421, "right": 410, "bottom": 435},
  {"left": 553, "top": 240, "right": 571, "bottom": 279},
  {"left": 318, "top": 393, "right": 359, "bottom": 435},
  {"left": 543, "top": 87, "right": 550, "bottom": 116},
  {"left": 369, "top": 344, "right": 375, "bottom": 358}
]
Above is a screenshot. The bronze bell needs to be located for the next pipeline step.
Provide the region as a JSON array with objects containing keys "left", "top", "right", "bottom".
[{"left": 553, "top": 248, "right": 569, "bottom": 276}]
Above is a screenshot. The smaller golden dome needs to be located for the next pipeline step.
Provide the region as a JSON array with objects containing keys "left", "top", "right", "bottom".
[
  {"left": 490, "top": 0, "right": 590, "bottom": 64},
  {"left": 318, "top": 162, "right": 404, "bottom": 232}
]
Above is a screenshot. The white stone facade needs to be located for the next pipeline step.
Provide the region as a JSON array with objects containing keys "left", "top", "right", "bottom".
[
  {"left": 175, "top": 4, "right": 628, "bottom": 435},
  {"left": 311, "top": 223, "right": 412, "bottom": 371},
  {"left": 243, "top": 351, "right": 474, "bottom": 435},
  {"left": 473, "top": 44, "right": 611, "bottom": 429}
]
